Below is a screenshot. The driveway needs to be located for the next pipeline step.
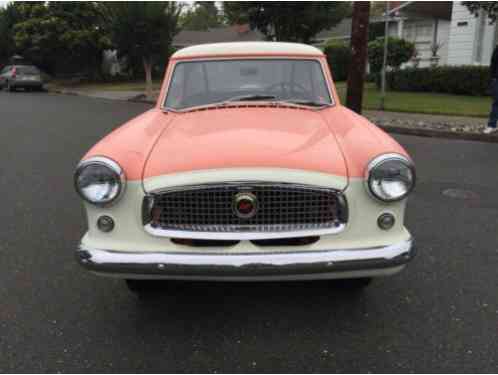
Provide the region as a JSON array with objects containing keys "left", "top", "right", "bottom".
[{"left": 0, "top": 91, "right": 497, "bottom": 372}]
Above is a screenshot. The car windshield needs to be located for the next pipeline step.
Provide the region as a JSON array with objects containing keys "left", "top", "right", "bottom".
[
  {"left": 164, "top": 59, "right": 332, "bottom": 110},
  {"left": 17, "top": 66, "right": 40, "bottom": 75}
]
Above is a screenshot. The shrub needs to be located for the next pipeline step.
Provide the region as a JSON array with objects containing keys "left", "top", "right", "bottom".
[
  {"left": 383, "top": 66, "right": 490, "bottom": 96},
  {"left": 324, "top": 41, "right": 351, "bottom": 82},
  {"left": 368, "top": 37, "right": 415, "bottom": 74}
]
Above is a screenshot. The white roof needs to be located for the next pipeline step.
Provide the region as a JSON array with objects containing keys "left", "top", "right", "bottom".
[{"left": 172, "top": 42, "right": 324, "bottom": 58}]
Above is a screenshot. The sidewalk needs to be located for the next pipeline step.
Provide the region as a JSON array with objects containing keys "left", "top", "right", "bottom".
[
  {"left": 365, "top": 110, "right": 485, "bottom": 133},
  {"left": 364, "top": 110, "right": 498, "bottom": 142},
  {"left": 46, "top": 85, "right": 158, "bottom": 103}
]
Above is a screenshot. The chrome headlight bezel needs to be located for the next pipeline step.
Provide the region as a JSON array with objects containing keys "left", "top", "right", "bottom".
[
  {"left": 365, "top": 153, "right": 416, "bottom": 202},
  {"left": 74, "top": 156, "right": 126, "bottom": 206}
]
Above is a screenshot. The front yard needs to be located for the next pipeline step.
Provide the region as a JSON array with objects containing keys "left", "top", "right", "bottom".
[
  {"left": 48, "top": 79, "right": 491, "bottom": 118},
  {"left": 335, "top": 82, "right": 491, "bottom": 118},
  {"left": 47, "top": 80, "right": 162, "bottom": 92}
]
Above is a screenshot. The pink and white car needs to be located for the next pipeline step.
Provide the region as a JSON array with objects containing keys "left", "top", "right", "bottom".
[{"left": 74, "top": 42, "right": 416, "bottom": 292}]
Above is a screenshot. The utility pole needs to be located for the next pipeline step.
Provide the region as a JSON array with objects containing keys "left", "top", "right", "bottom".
[
  {"left": 380, "top": 1, "right": 390, "bottom": 110},
  {"left": 346, "top": 1, "right": 371, "bottom": 114}
]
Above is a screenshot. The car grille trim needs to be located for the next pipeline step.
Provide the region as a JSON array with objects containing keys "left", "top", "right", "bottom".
[{"left": 143, "top": 182, "right": 348, "bottom": 240}]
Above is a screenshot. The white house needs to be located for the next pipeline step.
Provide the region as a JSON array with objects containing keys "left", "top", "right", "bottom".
[
  {"left": 317, "top": 2, "right": 498, "bottom": 68},
  {"left": 381, "top": 2, "right": 451, "bottom": 67},
  {"left": 387, "top": 1, "right": 498, "bottom": 67},
  {"left": 445, "top": 2, "right": 498, "bottom": 66}
]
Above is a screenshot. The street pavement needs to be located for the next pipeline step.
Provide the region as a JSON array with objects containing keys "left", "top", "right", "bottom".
[{"left": 0, "top": 91, "right": 497, "bottom": 373}]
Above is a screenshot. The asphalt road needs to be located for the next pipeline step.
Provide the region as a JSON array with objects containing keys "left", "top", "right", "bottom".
[{"left": 0, "top": 91, "right": 497, "bottom": 373}]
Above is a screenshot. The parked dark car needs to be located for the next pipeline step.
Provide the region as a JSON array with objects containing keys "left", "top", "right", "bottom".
[{"left": 0, "top": 65, "right": 44, "bottom": 92}]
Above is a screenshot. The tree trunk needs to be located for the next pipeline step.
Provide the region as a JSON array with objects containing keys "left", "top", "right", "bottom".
[
  {"left": 346, "top": 2, "right": 371, "bottom": 114},
  {"left": 143, "top": 56, "right": 153, "bottom": 100}
]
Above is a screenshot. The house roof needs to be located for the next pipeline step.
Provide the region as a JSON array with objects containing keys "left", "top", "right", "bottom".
[
  {"left": 173, "top": 24, "right": 264, "bottom": 48},
  {"left": 172, "top": 42, "right": 324, "bottom": 59},
  {"left": 315, "top": 1, "right": 452, "bottom": 42},
  {"left": 314, "top": 19, "right": 352, "bottom": 41},
  {"left": 388, "top": 1, "right": 452, "bottom": 20}
]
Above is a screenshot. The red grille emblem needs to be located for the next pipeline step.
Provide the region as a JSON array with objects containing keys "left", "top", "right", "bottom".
[{"left": 233, "top": 193, "right": 258, "bottom": 219}]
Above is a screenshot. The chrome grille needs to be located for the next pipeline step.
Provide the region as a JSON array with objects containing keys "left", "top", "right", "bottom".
[{"left": 144, "top": 182, "right": 347, "bottom": 235}]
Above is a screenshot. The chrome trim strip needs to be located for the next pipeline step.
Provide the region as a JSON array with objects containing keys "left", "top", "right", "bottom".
[
  {"left": 144, "top": 223, "right": 347, "bottom": 240},
  {"left": 147, "top": 181, "right": 343, "bottom": 194},
  {"left": 76, "top": 238, "right": 415, "bottom": 279}
]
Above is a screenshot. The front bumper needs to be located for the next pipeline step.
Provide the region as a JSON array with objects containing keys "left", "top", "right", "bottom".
[
  {"left": 76, "top": 238, "right": 415, "bottom": 281},
  {"left": 11, "top": 80, "right": 43, "bottom": 88}
]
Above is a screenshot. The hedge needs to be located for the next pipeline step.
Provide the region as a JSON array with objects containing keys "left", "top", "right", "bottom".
[
  {"left": 382, "top": 66, "right": 491, "bottom": 96},
  {"left": 368, "top": 37, "right": 415, "bottom": 74},
  {"left": 324, "top": 41, "right": 351, "bottom": 82}
]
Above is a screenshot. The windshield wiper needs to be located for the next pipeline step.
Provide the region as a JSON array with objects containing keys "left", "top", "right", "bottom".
[
  {"left": 282, "top": 99, "right": 331, "bottom": 107},
  {"left": 224, "top": 94, "right": 277, "bottom": 102}
]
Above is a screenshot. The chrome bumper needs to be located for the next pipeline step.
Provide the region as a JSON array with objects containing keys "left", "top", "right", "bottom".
[{"left": 76, "top": 239, "right": 415, "bottom": 280}]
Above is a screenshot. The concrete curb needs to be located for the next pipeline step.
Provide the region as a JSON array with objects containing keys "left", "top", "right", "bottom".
[
  {"left": 48, "top": 88, "right": 79, "bottom": 96},
  {"left": 378, "top": 125, "right": 498, "bottom": 144}
]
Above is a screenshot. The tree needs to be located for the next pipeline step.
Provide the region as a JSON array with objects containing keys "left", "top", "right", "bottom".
[
  {"left": 12, "top": 2, "right": 111, "bottom": 77},
  {"left": 324, "top": 41, "right": 351, "bottom": 81},
  {"left": 106, "top": 2, "right": 181, "bottom": 99},
  {"left": 370, "top": 1, "right": 389, "bottom": 17},
  {"left": 181, "top": 2, "right": 221, "bottom": 30},
  {"left": 0, "top": 2, "right": 40, "bottom": 67},
  {"left": 222, "top": 2, "right": 350, "bottom": 43},
  {"left": 222, "top": 2, "right": 249, "bottom": 25},
  {"left": 368, "top": 37, "right": 415, "bottom": 74},
  {"left": 463, "top": 2, "right": 498, "bottom": 23},
  {"left": 346, "top": 2, "right": 370, "bottom": 114},
  {"left": 0, "top": 5, "right": 15, "bottom": 66}
]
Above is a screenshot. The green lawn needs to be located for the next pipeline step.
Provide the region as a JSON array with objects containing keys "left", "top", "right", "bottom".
[
  {"left": 335, "top": 82, "right": 491, "bottom": 118},
  {"left": 49, "top": 79, "right": 491, "bottom": 118}
]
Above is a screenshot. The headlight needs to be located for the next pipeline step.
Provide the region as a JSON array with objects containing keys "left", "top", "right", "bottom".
[
  {"left": 74, "top": 156, "right": 125, "bottom": 206},
  {"left": 366, "top": 153, "right": 415, "bottom": 202}
]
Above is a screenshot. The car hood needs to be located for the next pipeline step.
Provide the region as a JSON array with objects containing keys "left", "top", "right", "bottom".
[{"left": 143, "top": 106, "right": 348, "bottom": 188}]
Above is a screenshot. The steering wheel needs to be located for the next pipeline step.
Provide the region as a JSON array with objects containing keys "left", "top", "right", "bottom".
[{"left": 266, "top": 82, "right": 310, "bottom": 99}]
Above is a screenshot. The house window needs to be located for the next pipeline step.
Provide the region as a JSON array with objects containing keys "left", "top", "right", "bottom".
[{"left": 403, "top": 20, "right": 433, "bottom": 42}]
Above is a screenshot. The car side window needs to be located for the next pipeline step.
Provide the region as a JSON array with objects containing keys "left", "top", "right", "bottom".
[{"left": 1, "top": 66, "right": 11, "bottom": 74}]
